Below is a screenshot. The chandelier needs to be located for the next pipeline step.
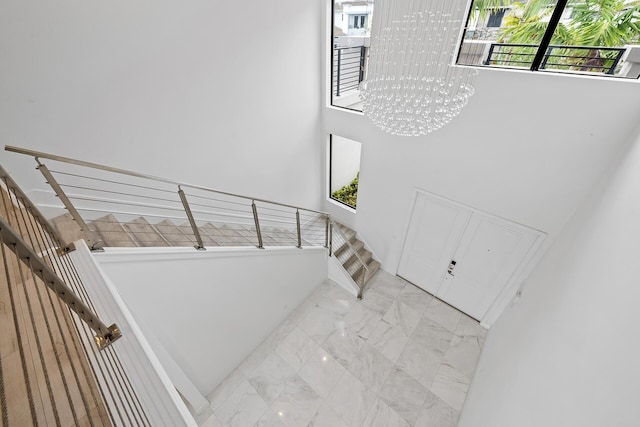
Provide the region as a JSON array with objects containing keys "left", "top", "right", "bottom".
[{"left": 361, "top": 0, "right": 477, "bottom": 136}]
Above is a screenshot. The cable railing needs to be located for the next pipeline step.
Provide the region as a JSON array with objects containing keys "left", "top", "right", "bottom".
[
  {"left": 329, "top": 219, "right": 369, "bottom": 298},
  {"left": 6, "top": 145, "right": 331, "bottom": 252},
  {"left": 0, "top": 164, "right": 154, "bottom": 426}
]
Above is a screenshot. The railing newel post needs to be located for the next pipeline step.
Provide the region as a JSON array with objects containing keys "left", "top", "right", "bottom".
[
  {"left": 252, "top": 201, "right": 264, "bottom": 249},
  {"left": 178, "top": 186, "right": 205, "bottom": 250},
  {"left": 35, "top": 162, "right": 98, "bottom": 249},
  {"left": 359, "top": 46, "right": 366, "bottom": 83},
  {"left": 325, "top": 216, "right": 330, "bottom": 250},
  {"left": 336, "top": 48, "right": 342, "bottom": 97},
  {"left": 296, "top": 209, "right": 302, "bottom": 249}
]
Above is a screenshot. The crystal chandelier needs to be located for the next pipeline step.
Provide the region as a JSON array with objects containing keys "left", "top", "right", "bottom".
[{"left": 361, "top": 0, "right": 477, "bottom": 136}]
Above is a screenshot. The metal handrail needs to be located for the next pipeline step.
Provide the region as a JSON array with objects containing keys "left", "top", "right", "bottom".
[
  {"left": 5, "top": 145, "right": 330, "bottom": 217},
  {"left": 0, "top": 164, "right": 70, "bottom": 249},
  {"left": 0, "top": 216, "right": 121, "bottom": 349},
  {"left": 7, "top": 145, "right": 331, "bottom": 251}
]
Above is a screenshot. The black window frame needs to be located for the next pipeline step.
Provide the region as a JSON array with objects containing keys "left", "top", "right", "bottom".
[{"left": 459, "top": 0, "right": 571, "bottom": 72}]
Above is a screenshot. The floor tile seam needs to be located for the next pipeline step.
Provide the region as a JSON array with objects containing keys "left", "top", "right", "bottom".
[
  {"left": 201, "top": 411, "right": 224, "bottom": 427},
  {"left": 213, "top": 379, "right": 270, "bottom": 427},
  {"left": 207, "top": 371, "right": 246, "bottom": 413},
  {"left": 248, "top": 352, "right": 306, "bottom": 405},
  {"left": 344, "top": 343, "right": 395, "bottom": 394},
  {"left": 377, "top": 378, "right": 429, "bottom": 427},
  {"left": 383, "top": 300, "right": 422, "bottom": 336},
  {"left": 326, "top": 370, "right": 379, "bottom": 427},
  {"left": 435, "top": 360, "right": 473, "bottom": 385},
  {"left": 275, "top": 325, "right": 318, "bottom": 367},
  {"left": 413, "top": 387, "right": 459, "bottom": 427},
  {"left": 367, "top": 400, "right": 409, "bottom": 427}
]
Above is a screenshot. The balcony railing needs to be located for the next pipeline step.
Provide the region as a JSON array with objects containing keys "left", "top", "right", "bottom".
[
  {"left": 332, "top": 46, "right": 367, "bottom": 98},
  {"left": 484, "top": 43, "right": 626, "bottom": 75}
]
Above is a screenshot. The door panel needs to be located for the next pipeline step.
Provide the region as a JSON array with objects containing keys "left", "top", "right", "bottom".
[
  {"left": 398, "top": 193, "right": 470, "bottom": 295},
  {"left": 437, "top": 213, "right": 538, "bottom": 320}
]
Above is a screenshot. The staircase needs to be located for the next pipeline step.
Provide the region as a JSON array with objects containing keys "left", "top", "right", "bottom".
[
  {"left": 332, "top": 222, "right": 380, "bottom": 297},
  {"left": 53, "top": 213, "right": 301, "bottom": 249}
]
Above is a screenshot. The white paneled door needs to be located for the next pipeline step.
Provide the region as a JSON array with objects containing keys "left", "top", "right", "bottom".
[
  {"left": 397, "top": 194, "right": 470, "bottom": 295},
  {"left": 398, "top": 191, "right": 542, "bottom": 321}
]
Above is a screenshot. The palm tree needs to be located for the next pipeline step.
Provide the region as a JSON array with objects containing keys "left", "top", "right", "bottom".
[
  {"left": 473, "top": 0, "right": 640, "bottom": 72},
  {"left": 498, "top": 0, "right": 640, "bottom": 47}
]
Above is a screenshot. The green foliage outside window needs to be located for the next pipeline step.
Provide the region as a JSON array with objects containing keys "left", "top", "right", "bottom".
[
  {"left": 332, "top": 173, "right": 359, "bottom": 208},
  {"left": 472, "top": 0, "right": 640, "bottom": 73}
]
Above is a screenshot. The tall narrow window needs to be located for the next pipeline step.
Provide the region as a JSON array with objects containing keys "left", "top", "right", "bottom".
[
  {"left": 331, "top": 1, "right": 375, "bottom": 112},
  {"left": 330, "top": 135, "right": 362, "bottom": 210}
]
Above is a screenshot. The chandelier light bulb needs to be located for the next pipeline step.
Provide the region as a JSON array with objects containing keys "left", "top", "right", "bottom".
[{"left": 361, "top": 0, "right": 478, "bottom": 136}]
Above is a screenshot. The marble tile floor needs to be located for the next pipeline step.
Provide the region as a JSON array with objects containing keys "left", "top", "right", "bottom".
[{"left": 193, "top": 270, "right": 486, "bottom": 427}]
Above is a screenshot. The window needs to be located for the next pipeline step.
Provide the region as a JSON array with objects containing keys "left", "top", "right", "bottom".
[
  {"left": 331, "top": 1, "right": 375, "bottom": 112},
  {"left": 329, "top": 135, "right": 361, "bottom": 210},
  {"left": 349, "top": 14, "right": 368, "bottom": 29},
  {"left": 486, "top": 9, "right": 505, "bottom": 28},
  {"left": 457, "top": 0, "right": 640, "bottom": 79}
]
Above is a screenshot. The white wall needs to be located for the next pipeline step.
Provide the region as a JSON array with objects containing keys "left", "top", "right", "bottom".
[
  {"left": 330, "top": 134, "right": 361, "bottom": 192},
  {"left": 458, "top": 124, "right": 640, "bottom": 426},
  {"left": 323, "top": 62, "right": 640, "bottom": 275},
  {"left": 0, "top": 0, "right": 323, "bottom": 211},
  {"left": 94, "top": 246, "right": 328, "bottom": 396}
]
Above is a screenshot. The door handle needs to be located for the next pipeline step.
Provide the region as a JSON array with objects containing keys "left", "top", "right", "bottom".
[{"left": 447, "top": 260, "right": 456, "bottom": 276}]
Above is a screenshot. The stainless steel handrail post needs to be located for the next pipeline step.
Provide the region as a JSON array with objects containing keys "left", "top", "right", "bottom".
[
  {"left": 36, "top": 161, "right": 99, "bottom": 249},
  {"left": 296, "top": 209, "right": 302, "bottom": 249},
  {"left": 325, "top": 215, "right": 330, "bottom": 249},
  {"left": 0, "top": 164, "right": 71, "bottom": 251},
  {"left": 328, "top": 221, "right": 333, "bottom": 257},
  {"left": 177, "top": 187, "right": 205, "bottom": 250},
  {"left": 0, "top": 217, "right": 121, "bottom": 349},
  {"left": 252, "top": 201, "right": 264, "bottom": 249}
]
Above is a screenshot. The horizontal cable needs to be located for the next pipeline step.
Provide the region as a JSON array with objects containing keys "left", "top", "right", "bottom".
[
  {"left": 67, "top": 195, "right": 187, "bottom": 213},
  {"left": 50, "top": 170, "right": 176, "bottom": 194},
  {"left": 59, "top": 184, "right": 181, "bottom": 204},
  {"left": 76, "top": 207, "right": 189, "bottom": 221},
  {"left": 181, "top": 191, "right": 250, "bottom": 207}
]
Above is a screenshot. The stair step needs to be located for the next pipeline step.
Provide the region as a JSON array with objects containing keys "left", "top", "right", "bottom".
[
  {"left": 340, "top": 227, "right": 356, "bottom": 242},
  {"left": 351, "top": 259, "right": 381, "bottom": 286},
  {"left": 50, "top": 212, "right": 86, "bottom": 244},
  {"left": 335, "top": 239, "right": 364, "bottom": 260},
  {"left": 124, "top": 218, "right": 169, "bottom": 247},
  {"left": 154, "top": 220, "right": 197, "bottom": 247},
  {"left": 200, "top": 223, "right": 250, "bottom": 246},
  {"left": 263, "top": 227, "right": 297, "bottom": 246},
  {"left": 90, "top": 214, "right": 138, "bottom": 247},
  {"left": 190, "top": 223, "right": 220, "bottom": 246},
  {"left": 220, "top": 224, "right": 255, "bottom": 245},
  {"left": 343, "top": 248, "right": 373, "bottom": 275}
]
